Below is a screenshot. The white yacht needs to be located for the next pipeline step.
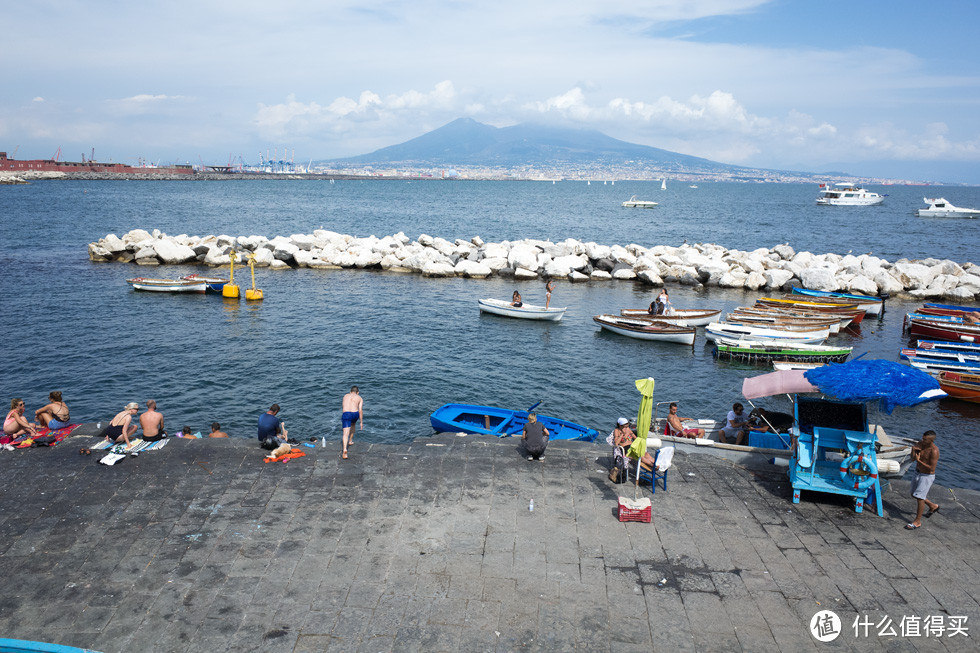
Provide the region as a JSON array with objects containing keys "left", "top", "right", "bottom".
[
  {"left": 916, "top": 197, "right": 980, "bottom": 219},
  {"left": 622, "top": 195, "right": 658, "bottom": 208},
  {"left": 815, "top": 182, "right": 884, "bottom": 206}
]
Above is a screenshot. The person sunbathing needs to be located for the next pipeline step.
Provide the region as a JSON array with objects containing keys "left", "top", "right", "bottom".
[
  {"left": 4, "top": 398, "right": 40, "bottom": 441},
  {"left": 613, "top": 417, "right": 656, "bottom": 469},
  {"left": 35, "top": 391, "right": 70, "bottom": 429},
  {"left": 666, "top": 402, "right": 705, "bottom": 439},
  {"left": 104, "top": 403, "right": 139, "bottom": 447}
]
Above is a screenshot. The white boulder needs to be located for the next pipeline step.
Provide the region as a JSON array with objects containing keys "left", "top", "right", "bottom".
[
  {"left": 421, "top": 261, "right": 455, "bottom": 277},
  {"left": 590, "top": 270, "right": 612, "bottom": 281},
  {"left": 508, "top": 244, "right": 540, "bottom": 271},
  {"left": 454, "top": 260, "right": 493, "bottom": 278},
  {"left": 800, "top": 267, "right": 839, "bottom": 292},
  {"left": 153, "top": 240, "right": 197, "bottom": 264},
  {"left": 744, "top": 271, "right": 767, "bottom": 290},
  {"left": 847, "top": 275, "right": 878, "bottom": 296},
  {"left": 763, "top": 269, "right": 794, "bottom": 289},
  {"left": 514, "top": 267, "right": 539, "bottom": 280}
]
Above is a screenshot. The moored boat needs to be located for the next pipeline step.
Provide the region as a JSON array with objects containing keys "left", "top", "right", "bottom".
[
  {"left": 733, "top": 306, "right": 857, "bottom": 329},
  {"left": 724, "top": 313, "right": 841, "bottom": 335},
  {"left": 907, "top": 318, "right": 980, "bottom": 343},
  {"left": 757, "top": 297, "right": 865, "bottom": 324},
  {"left": 704, "top": 322, "right": 830, "bottom": 345},
  {"left": 479, "top": 298, "right": 566, "bottom": 321},
  {"left": 619, "top": 307, "right": 721, "bottom": 327},
  {"left": 916, "top": 198, "right": 980, "bottom": 219},
  {"left": 714, "top": 338, "right": 852, "bottom": 364},
  {"left": 429, "top": 402, "right": 598, "bottom": 441},
  {"left": 916, "top": 339, "right": 980, "bottom": 353},
  {"left": 127, "top": 277, "right": 207, "bottom": 293},
  {"left": 180, "top": 273, "right": 229, "bottom": 293},
  {"left": 593, "top": 315, "right": 696, "bottom": 345},
  {"left": 790, "top": 287, "right": 884, "bottom": 315},
  {"left": 815, "top": 182, "right": 884, "bottom": 206},
  {"left": 936, "top": 371, "right": 980, "bottom": 403}
]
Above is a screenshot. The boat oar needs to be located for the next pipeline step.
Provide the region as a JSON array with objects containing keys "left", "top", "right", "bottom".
[
  {"left": 223, "top": 250, "right": 240, "bottom": 299},
  {"left": 526, "top": 401, "right": 542, "bottom": 413}
]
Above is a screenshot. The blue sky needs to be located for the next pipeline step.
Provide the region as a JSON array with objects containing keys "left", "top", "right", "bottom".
[{"left": 3, "top": 0, "right": 979, "bottom": 181}]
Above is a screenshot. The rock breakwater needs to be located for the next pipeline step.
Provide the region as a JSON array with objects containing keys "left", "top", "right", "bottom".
[{"left": 89, "top": 229, "right": 980, "bottom": 299}]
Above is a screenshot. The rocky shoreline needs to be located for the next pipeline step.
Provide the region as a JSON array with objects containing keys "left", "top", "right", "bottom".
[{"left": 89, "top": 228, "right": 980, "bottom": 299}]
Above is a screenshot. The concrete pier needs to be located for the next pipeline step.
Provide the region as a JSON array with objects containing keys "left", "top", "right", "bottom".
[{"left": 0, "top": 434, "right": 977, "bottom": 651}]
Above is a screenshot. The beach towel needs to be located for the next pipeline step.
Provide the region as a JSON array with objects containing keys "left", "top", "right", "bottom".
[
  {"left": 12, "top": 423, "right": 81, "bottom": 448},
  {"left": 263, "top": 450, "right": 306, "bottom": 463}
]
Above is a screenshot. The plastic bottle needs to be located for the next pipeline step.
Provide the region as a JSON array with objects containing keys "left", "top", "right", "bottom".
[
  {"left": 529, "top": 499, "right": 534, "bottom": 512},
  {"left": 321, "top": 436, "right": 326, "bottom": 448}
]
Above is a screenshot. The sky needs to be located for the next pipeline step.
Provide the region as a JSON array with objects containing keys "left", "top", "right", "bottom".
[{"left": 3, "top": 0, "right": 980, "bottom": 182}]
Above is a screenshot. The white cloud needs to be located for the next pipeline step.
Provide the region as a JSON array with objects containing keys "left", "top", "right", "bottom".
[{"left": 32, "top": 96, "right": 44, "bottom": 102}]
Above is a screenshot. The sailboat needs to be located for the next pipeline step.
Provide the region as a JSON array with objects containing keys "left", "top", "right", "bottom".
[{"left": 661, "top": 178, "right": 667, "bottom": 190}]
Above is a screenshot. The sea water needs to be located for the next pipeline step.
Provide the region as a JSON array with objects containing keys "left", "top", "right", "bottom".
[{"left": 1, "top": 180, "right": 978, "bottom": 489}]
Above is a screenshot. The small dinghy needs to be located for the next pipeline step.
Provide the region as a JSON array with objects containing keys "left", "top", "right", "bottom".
[
  {"left": 127, "top": 277, "right": 207, "bottom": 293},
  {"left": 714, "top": 338, "right": 852, "bottom": 364},
  {"left": 618, "top": 307, "right": 721, "bottom": 327},
  {"left": 478, "top": 298, "right": 566, "bottom": 321},
  {"left": 593, "top": 315, "right": 696, "bottom": 345},
  {"left": 180, "top": 273, "right": 229, "bottom": 293},
  {"left": 704, "top": 322, "right": 830, "bottom": 345},
  {"left": 430, "top": 401, "right": 598, "bottom": 441}
]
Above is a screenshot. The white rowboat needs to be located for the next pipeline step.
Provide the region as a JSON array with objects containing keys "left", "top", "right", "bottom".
[
  {"left": 593, "top": 315, "right": 695, "bottom": 345},
  {"left": 478, "top": 298, "right": 566, "bottom": 321}
]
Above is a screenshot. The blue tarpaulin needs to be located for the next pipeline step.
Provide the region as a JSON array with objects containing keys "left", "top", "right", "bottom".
[{"left": 804, "top": 359, "right": 945, "bottom": 414}]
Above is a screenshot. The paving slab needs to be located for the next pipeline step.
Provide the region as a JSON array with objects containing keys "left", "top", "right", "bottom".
[{"left": 0, "top": 434, "right": 978, "bottom": 651}]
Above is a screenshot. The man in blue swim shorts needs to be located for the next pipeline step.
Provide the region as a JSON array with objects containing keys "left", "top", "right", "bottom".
[{"left": 340, "top": 386, "right": 363, "bottom": 460}]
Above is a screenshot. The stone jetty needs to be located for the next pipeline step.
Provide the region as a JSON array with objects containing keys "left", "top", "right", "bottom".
[
  {"left": 1, "top": 434, "right": 978, "bottom": 651},
  {"left": 89, "top": 229, "right": 980, "bottom": 300}
]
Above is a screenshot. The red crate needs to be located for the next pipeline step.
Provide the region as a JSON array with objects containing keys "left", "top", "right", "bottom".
[{"left": 618, "top": 497, "right": 652, "bottom": 523}]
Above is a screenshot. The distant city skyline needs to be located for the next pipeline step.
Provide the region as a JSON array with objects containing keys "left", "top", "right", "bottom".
[{"left": 3, "top": 1, "right": 979, "bottom": 182}]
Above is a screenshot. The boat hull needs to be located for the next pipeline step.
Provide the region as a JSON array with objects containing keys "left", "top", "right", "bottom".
[
  {"left": 790, "top": 287, "right": 883, "bottom": 315},
  {"left": 429, "top": 403, "right": 598, "bottom": 441},
  {"left": 704, "top": 322, "right": 829, "bottom": 345},
  {"left": 909, "top": 319, "right": 980, "bottom": 343},
  {"left": 593, "top": 316, "right": 696, "bottom": 345},
  {"left": 937, "top": 372, "right": 980, "bottom": 403},
  {"left": 478, "top": 299, "right": 566, "bottom": 321},
  {"left": 127, "top": 278, "right": 207, "bottom": 293},
  {"left": 619, "top": 308, "right": 721, "bottom": 327},
  {"left": 714, "top": 339, "right": 851, "bottom": 364}
]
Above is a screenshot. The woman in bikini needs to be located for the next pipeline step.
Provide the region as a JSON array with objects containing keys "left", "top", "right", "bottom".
[
  {"left": 104, "top": 402, "right": 140, "bottom": 447},
  {"left": 511, "top": 290, "right": 523, "bottom": 307},
  {"left": 4, "top": 398, "right": 40, "bottom": 442},
  {"left": 545, "top": 280, "right": 555, "bottom": 309},
  {"left": 35, "top": 391, "right": 71, "bottom": 429},
  {"left": 612, "top": 418, "right": 656, "bottom": 469}
]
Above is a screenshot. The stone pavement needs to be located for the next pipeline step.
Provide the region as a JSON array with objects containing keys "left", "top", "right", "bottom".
[{"left": 0, "top": 433, "right": 978, "bottom": 652}]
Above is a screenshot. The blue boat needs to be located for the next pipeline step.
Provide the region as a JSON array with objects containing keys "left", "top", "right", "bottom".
[
  {"left": 791, "top": 287, "right": 884, "bottom": 315},
  {"left": 180, "top": 274, "right": 228, "bottom": 293},
  {"left": 429, "top": 402, "right": 599, "bottom": 441},
  {"left": 924, "top": 302, "right": 980, "bottom": 313}
]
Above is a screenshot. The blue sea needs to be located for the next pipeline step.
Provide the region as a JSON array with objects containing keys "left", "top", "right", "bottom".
[{"left": 1, "top": 180, "right": 979, "bottom": 488}]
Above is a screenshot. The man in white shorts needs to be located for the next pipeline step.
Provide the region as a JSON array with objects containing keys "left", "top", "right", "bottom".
[{"left": 906, "top": 430, "right": 939, "bottom": 530}]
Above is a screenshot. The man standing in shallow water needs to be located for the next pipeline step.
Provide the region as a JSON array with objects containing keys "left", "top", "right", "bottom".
[
  {"left": 907, "top": 430, "right": 940, "bottom": 530},
  {"left": 341, "top": 386, "right": 363, "bottom": 460}
]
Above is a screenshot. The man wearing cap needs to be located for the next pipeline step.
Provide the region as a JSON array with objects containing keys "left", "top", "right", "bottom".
[{"left": 258, "top": 404, "right": 287, "bottom": 450}]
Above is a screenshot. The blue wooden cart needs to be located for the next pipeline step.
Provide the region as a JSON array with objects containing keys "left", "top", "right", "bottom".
[{"left": 789, "top": 397, "right": 882, "bottom": 516}]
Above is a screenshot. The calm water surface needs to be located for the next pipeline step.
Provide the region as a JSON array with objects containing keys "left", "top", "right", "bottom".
[{"left": 1, "top": 180, "right": 978, "bottom": 489}]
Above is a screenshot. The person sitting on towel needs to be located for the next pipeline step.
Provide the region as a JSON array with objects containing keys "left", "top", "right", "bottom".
[
  {"left": 4, "top": 398, "right": 40, "bottom": 440},
  {"left": 104, "top": 403, "right": 139, "bottom": 447},
  {"left": 667, "top": 402, "right": 704, "bottom": 439},
  {"left": 139, "top": 399, "right": 166, "bottom": 442},
  {"left": 35, "top": 391, "right": 70, "bottom": 429},
  {"left": 177, "top": 425, "right": 199, "bottom": 439}
]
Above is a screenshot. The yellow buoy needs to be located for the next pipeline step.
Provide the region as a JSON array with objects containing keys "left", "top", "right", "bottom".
[
  {"left": 222, "top": 250, "right": 240, "bottom": 299},
  {"left": 245, "top": 254, "right": 263, "bottom": 301}
]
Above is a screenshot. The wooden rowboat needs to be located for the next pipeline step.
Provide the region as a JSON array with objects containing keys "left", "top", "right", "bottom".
[
  {"left": 724, "top": 313, "right": 841, "bottom": 335},
  {"left": 618, "top": 307, "right": 721, "bottom": 327},
  {"left": 180, "top": 273, "right": 229, "bottom": 293},
  {"left": 704, "top": 322, "right": 830, "bottom": 345},
  {"left": 733, "top": 306, "right": 857, "bottom": 329},
  {"left": 936, "top": 371, "right": 980, "bottom": 403},
  {"left": 127, "top": 277, "right": 207, "bottom": 293},
  {"left": 713, "top": 338, "right": 852, "bottom": 364},
  {"left": 593, "top": 315, "right": 696, "bottom": 345},
  {"left": 757, "top": 297, "right": 865, "bottom": 324},
  {"left": 908, "top": 318, "right": 980, "bottom": 343},
  {"left": 478, "top": 298, "right": 567, "bottom": 321},
  {"left": 790, "top": 287, "right": 884, "bottom": 315}
]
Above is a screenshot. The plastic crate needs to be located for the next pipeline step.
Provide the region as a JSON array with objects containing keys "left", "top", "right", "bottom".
[{"left": 618, "top": 497, "right": 652, "bottom": 523}]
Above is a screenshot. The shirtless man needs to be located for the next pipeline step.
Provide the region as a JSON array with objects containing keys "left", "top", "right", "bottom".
[
  {"left": 907, "top": 430, "right": 940, "bottom": 530},
  {"left": 667, "top": 402, "right": 704, "bottom": 439},
  {"left": 341, "top": 386, "right": 363, "bottom": 460},
  {"left": 208, "top": 422, "right": 229, "bottom": 438},
  {"left": 139, "top": 399, "right": 166, "bottom": 441}
]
